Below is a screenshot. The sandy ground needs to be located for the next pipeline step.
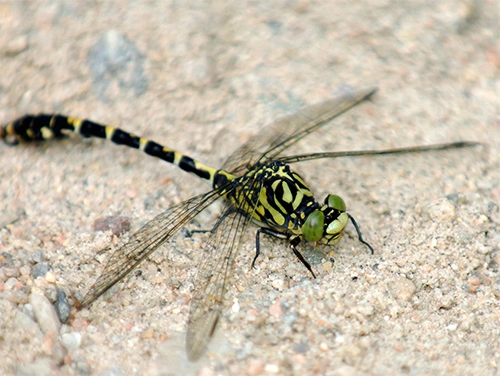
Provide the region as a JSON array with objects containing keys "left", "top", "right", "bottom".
[{"left": 0, "top": 1, "right": 499, "bottom": 375}]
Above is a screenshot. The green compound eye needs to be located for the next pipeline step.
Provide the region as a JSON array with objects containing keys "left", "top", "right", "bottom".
[
  {"left": 325, "top": 194, "right": 346, "bottom": 212},
  {"left": 303, "top": 209, "right": 325, "bottom": 242}
]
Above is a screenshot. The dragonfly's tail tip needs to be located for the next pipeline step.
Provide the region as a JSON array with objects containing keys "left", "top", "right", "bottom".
[
  {"left": 455, "top": 141, "right": 482, "bottom": 148},
  {"left": 352, "top": 86, "right": 378, "bottom": 101},
  {"left": 366, "top": 86, "right": 378, "bottom": 98}
]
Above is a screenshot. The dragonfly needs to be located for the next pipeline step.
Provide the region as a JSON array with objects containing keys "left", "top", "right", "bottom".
[{"left": 1, "top": 87, "right": 478, "bottom": 361}]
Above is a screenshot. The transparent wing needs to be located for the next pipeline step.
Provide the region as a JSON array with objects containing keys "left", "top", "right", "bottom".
[
  {"left": 79, "top": 189, "right": 224, "bottom": 308},
  {"left": 186, "top": 176, "right": 263, "bottom": 361},
  {"left": 276, "top": 141, "right": 481, "bottom": 164},
  {"left": 222, "top": 87, "right": 376, "bottom": 174}
]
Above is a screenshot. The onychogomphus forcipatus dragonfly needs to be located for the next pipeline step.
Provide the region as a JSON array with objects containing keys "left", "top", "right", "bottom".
[{"left": 1, "top": 87, "right": 479, "bottom": 360}]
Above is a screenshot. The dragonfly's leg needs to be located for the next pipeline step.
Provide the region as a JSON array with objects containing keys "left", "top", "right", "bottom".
[
  {"left": 347, "top": 213, "right": 374, "bottom": 254},
  {"left": 253, "top": 230, "right": 262, "bottom": 269},
  {"left": 188, "top": 207, "right": 237, "bottom": 235},
  {"left": 253, "top": 229, "right": 315, "bottom": 278},
  {"left": 253, "top": 228, "right": 288, "bottom": 269},
  {"left": 185, "top": 228, "right": 211, "bottom": 236},
  {"left": 290, "top": 237, "right": 316, "bottom": 279}
]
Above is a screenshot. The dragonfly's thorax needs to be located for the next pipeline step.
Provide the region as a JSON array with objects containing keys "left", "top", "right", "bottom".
[{"left": 221, "top": 160, "right": 317, "bottom": 233}]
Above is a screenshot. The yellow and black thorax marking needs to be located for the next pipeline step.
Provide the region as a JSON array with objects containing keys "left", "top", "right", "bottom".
[{"left": 216, "top": 160, "right": 323, "bottom": 235}]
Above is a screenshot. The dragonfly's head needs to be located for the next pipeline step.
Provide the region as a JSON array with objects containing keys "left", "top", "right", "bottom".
[{"left": 302, "top": 194, "right": 348, "bottom": 245}]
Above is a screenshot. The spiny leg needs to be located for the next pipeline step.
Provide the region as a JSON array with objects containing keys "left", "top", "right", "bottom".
[
  {"left": 254, "top": 228, "right": 287, "bottom": 269},
  {"left": 255, "top": 228, "right": 316, "bottom": 278},
  {"left": 187, "top": 207, "right": 237, "bottom": 236},
  {"left": 290, "top": 237, "right": 316, "bottom": 279}
]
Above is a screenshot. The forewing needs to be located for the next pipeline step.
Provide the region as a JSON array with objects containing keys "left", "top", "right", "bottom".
[
  {"left": 80, "top": 189, "right": 223, "bottom": 308},
  {"left": 222, "top": 87, "right": 376, "bottom": 174}
]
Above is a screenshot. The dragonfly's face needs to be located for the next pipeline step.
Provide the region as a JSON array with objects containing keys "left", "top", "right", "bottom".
[{"left": 302, "top": 194, "right": 348, "bottom": 245}]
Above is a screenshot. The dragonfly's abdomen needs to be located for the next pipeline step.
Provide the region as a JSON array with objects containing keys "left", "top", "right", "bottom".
[{"left": 1, "top": 114, "right": 220, "bottom": 183}]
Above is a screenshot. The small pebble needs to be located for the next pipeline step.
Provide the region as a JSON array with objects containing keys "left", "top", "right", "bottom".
[
  {"left": 489, "top": 250, "right": 500, "bottom": 271},
  {"left": 282, "top": 312, "right": 298, "bottom": 326},
  {"left": 426, "top": 199, "right": 457, "bottom": 222},
  {"left": 3, "top": 35, "right": 29, "bottom": 56},
  {"left": 264, "top": 364, "right": 279, "bottom": 374},
  {"left": 271, "top": 278, "right": 284, "bottom": 291},
  {"left": 20, "top": 265, "right": 31, "bottom": 276},
  {"left": 294, "top": 342, "right": 309, "bottom": 354},
  {"left": 389, "top": 276, "right": 416, "bottom": 302},
  {"left": 3, "top": 266, "right": 20, "bottom": 279},
  {"left": 468, "top": 276, "right": 481, "bottom": 293},
  {"left": 231, "top": 299, "right": 240, "bottom": 313},
  {"left": 32, "top": 262, "right": 51, "bottom": 278},
  {"left": 339, "top": 345, "right": 361, "bottom": 364},
  {"left": 1, "top": 251, "right": 13, "bottom": 261},
  {"left": 32, "top": 250, "right": 44, "bottom": 263},
  {"left": 45, "top": 271, "right": 56, "bottom": 283},
  {"left": 292, "top": 353, "right": 306, "bottom": 364},
  {"left": 43, "top": 285, "right": 58, "bottom": 303},
  {"left": 141, "top": 328, "right": 155, "bottom": 339},
  {"left": 56, "top": 289, "right": 71, "bottom": 323},
  {"left": 269, "top": 300, "right": 283, "bottom": 318},
  {"left": 61, "top": 332, "right": 82, "bottom": 351},
  {"left": 5, "top": 277, "right": 19, "bottom": 290},
  {"left": 248, "top": 360, "right": 265, "bottom": 375},
  {"left": 322, "top": 260, "right": 333, "bottom": 273},
  {"left": 8, "top": 290, "right": 29, "bottom": 304},
  {"left": 438, "top": 296, "right": 456, "bottom": 310},
  {"left": 29, "top": 293, "right": 61, "bottom": 334},
  {"left": 71, "top": 318, "right": 89, "bottom": 332}
]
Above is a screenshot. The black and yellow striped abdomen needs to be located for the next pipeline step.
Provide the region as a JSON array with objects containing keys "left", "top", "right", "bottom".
[{"left": 1, "top": 114, "right": 225, "bottom": 184}]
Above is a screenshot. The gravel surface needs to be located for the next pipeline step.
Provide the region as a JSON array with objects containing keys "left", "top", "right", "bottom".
[{"left": 0, "top": 1, "right": 498, "bottom": 375}]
